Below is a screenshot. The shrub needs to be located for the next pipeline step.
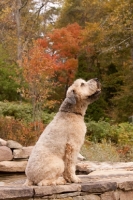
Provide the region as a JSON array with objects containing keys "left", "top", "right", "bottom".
[
  {"left": 41, "top": 111, "right": 55, "bottom": 124},
  {"left": 0, "top": 46, "right": 20, "bottom": 101},
  {"left": 0, "top": 102, "right": 33, "bottom": 122},
  {"left": 0, "top": 101, "right": 55, "bottom": 124},
  {"left": 0, "top": 102, "right": 56, "bottom": 146},
  {"left": 81, "top": 140, "right": 120, "bottom": 162},
  {"left": 86, "top": 120, "right": 112, "bottom": 142},
  {"left": 116, "top": 122, "right": 133, "bottom": 145},
  {"left": 86, "top": 119, "right": 133, "bottom": 145},
  {"left": 0, "top": 117, "right": 44, "bottom": 146}
]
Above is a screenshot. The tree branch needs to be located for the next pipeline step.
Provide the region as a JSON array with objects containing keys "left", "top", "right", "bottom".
[{"left": 19, "top": 0, "right": 29, "bottom": 11}]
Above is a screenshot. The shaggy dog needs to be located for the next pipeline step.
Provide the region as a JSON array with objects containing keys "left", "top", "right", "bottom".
[{"left": 24, "top": 78, "right": 101, "bottom": 186}]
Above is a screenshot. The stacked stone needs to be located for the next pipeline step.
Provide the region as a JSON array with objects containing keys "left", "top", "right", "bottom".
[
  {"left": 0, "top": 138, "right": 86, "bottom": 173},
  {"left": 0, "top": 138, "right": 33, "bottom": 172},
  {"left": 1, "top": 138, "right": 133, "bottom": 199},
  {"left": 1, "top": 176, "right": 133, "bottom": 199}
]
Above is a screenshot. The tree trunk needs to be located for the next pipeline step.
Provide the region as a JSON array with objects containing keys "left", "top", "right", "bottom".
[
  {"left": 131, "top": 22, "right": 133, "bottom": 64},
  {"left": 15, "top": 0, "right": 22, "bottom": 67}
]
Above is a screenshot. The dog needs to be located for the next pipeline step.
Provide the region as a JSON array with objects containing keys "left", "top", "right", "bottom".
[{"left": 24, "top": 78, "right": 101, "bottom": 186}]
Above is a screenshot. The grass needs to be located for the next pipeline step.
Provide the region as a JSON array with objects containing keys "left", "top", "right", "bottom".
[
  {"left": 81, "top": 140, "right": 120, "bottom": 162},
  {"left": 81, "top": 139, "right": 133, "bottom": 162}
]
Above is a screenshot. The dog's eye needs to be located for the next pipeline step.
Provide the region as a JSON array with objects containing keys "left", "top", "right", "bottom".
[{"left": 81, "top": 82, "right": 85, "bottom": 86}]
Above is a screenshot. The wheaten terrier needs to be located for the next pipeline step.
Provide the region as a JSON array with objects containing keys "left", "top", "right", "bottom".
[{"left": 24, "top": 78, "right": 101, "bottom": 186}]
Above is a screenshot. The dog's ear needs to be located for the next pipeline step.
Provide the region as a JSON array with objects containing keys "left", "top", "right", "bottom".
[{"left": 66, "top": 90, "right": 76, "bottom": 105}]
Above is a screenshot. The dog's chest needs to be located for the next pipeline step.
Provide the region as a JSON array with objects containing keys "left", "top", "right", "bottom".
[{"left": 60, "top": 114, "right": 86, "bottom": 143}]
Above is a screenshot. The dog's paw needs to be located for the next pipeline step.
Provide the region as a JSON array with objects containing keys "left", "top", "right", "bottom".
[
  {"left": 23, "top": 179, "right": 34, "bottom": 186},
  {"left": 71, "top": 175, "right": 81, "bottom": 183},
  {"left": 63, "top": 174, "right": 71, "bottom": 183},
  {"left": 56, "top": 177, "right": 66, "bottom": 185},
  {"left": 38, "top": 180, "right": 49, "bottom": 186},
  {"left": 63, "top": 174, "right": 81, "bottom": 183},
  {"left": 38, "top": 179, "right": 57, "bottom": 186}
]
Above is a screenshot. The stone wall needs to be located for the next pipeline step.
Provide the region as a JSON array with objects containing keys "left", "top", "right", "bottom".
[
  {"left": 0, "top": 138, "right": 85, "bottom": 172},
  {"left": 1, "top": 138, "right": 133, "bottom": 200},
  {"left": 1, "top": 175, "right": 133, "bottom": 200},
  {"left": 0, "top": 138, "right": 33, "bottom": 172}
]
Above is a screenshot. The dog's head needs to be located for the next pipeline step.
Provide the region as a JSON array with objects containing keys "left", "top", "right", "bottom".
[{"left": 66, "top": 78, "right": 101, "bottom": 105}]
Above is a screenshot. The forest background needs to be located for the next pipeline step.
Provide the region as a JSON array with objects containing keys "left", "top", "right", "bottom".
[{"left": 0, "top": 0, "right": 133, "bottom": 161}]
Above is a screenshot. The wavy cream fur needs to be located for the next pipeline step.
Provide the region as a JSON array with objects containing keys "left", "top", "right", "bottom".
[{"left": 24, "top": 78, "right": 101, "bottom": 186}]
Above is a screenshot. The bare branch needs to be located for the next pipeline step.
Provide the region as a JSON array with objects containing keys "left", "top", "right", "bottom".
[
  {"left": 19, "top": 0, "right": 29, "bottom": 11},
  {"left": 100, "top": 36, "right": 131, "bottom": 54}
]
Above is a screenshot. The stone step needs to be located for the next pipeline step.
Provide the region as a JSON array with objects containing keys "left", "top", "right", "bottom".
[
  {"left": 1, "top": 174, "right": 133, "bottom": 199},
  {"left": 0, "top": 161, "right": 27, "bottom": 172}
]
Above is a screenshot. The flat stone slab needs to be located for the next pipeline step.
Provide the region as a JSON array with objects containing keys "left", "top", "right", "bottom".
[
  {"left": 76, "top": 161, "right": 133, "bottom": 173},
  {"left": 118, "top": 179, "right": 133, "bottom": 191},
  {"left": 0, "top": 161, "right": 27, "bottom": 172},
  {"left": 13, "top": 146, "right": 33, "bottom": 159},
  {"left": 34, "top": 184, "right": 81, "bottom": 197},
  {"left": 7, "top": 140, "right": 22, "bottom": 149},
  {"left": 88, "top": 169, "right": 133, "bottom": 178},
  {"left": 0, "top": 186, "right": 33, "bottom": 199},
  {"left": 81, "top": 181, "right": 117, "bottom": 193},
  {"left": 1, "top": 161, "right": 133, "bottom": 173}
]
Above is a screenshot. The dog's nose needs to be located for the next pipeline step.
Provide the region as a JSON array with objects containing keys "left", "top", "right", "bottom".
[{"left": 94, "top": 78, "right": 99, "bottom": 82}]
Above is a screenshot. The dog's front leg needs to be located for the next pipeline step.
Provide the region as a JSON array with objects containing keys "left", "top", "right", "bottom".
[{"left": 63, "top": 143, "right": 81, "bottom": 183}]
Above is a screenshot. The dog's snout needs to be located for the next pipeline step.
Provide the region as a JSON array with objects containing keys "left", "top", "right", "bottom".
[
  {"left": 94, "top": 78, "right": 101, "bottom": 89},
  {"left": 94, "top": 78, "right": 99, "bottom": 82}
]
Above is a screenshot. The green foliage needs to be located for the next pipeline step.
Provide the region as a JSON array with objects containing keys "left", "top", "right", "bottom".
[
  {"left": 41, "top": 111, "right": 55, "bottom": 124},
  {"left": 116, "top": 123, "right": 133, "bottom": 145},
  {"left": 76, "top": 53, "right": 100, "bottom": 80},
  {"left": 0, "top": 101, "right": 55, "bottom": 124},
  {"left": 86, "top": 119, "right": 133, "bottom": 145},
  {"left": 56, "top": 0, "right": 106, "bottom": 28},
  {"left": 85, "top": 98, "right": 107, "bottom": 121},
  {"left": 0, "top": 102, "right": 33, "bottom": 122},
  {"left": 0, "top": 45, "right": 20, "bottom": 101},
  {"left": 86, "top": 120, "right": 113, "bottom": 142},
  {"left": 0, "top": 65, "right": 19, "bottom": 101}
]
